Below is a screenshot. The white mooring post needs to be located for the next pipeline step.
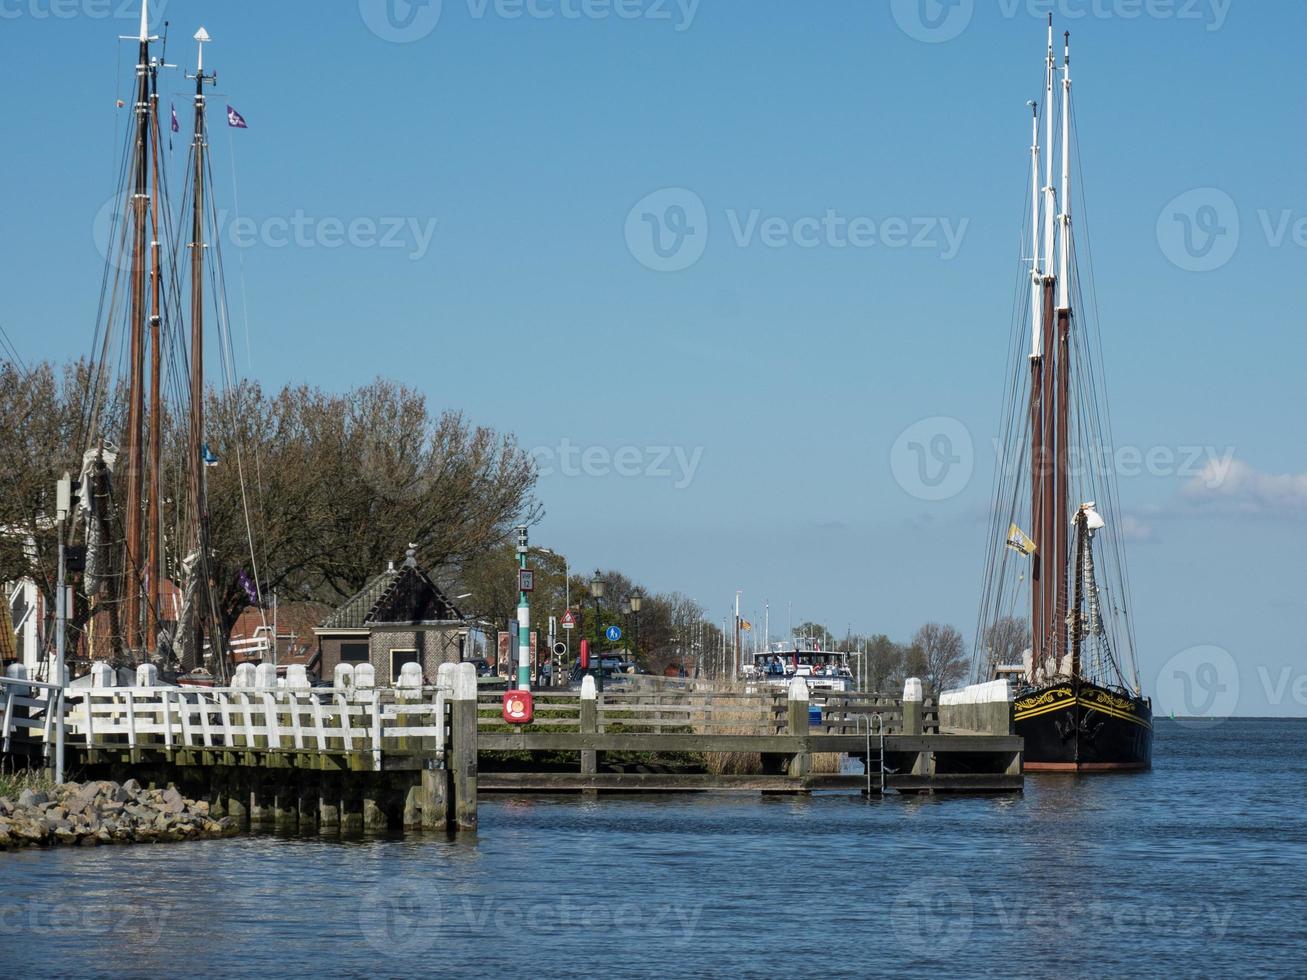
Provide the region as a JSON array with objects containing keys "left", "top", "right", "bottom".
[
  {"left": 232, "top": 663, "right": 256, "bottom": 689},
  {"left": 89, "top": 661, "right": 115, "bottom": 688},
  {"left": 254, "top": 662, "right": 277, "bottom": 691},
  {"left": 903, "top": 677, "right": 924, "bottom": 736},
  {"left": 135, "top": 663, "right": 159, "bottom": 688},
  {"left": 332, "top": 663, "right": 356, "bottom": 694},
  {"left": 355, "top": 663, "right": 376, "bottom": 691}
]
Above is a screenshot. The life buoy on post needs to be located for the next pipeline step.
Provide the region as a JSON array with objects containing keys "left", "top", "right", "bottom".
[{"left": 503, "top": 690, "right": 534, "bottom": 725}]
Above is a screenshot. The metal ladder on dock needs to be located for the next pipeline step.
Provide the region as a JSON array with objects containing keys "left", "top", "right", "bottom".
[{"left": 853, "top": 713, "right": 890, "bottom": 796}]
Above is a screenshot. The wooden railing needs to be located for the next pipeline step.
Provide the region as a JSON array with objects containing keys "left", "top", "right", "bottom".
[
  {"left": 57, "top": 686, "right": 446, "bottom": 770},
  {"left": 1, "top": 674, "right": 66, "bottom": 759}
]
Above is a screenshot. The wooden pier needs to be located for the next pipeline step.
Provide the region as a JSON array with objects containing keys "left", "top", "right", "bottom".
[{"left": 2, "top": 666, "right": 1022, "bottom": 835}]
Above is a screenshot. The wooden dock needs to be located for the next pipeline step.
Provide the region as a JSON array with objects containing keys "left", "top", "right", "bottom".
[{"left": 1, "top": 667, "right": 1022, "bottom": 835}]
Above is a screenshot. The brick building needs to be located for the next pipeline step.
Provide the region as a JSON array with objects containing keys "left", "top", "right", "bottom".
[{"left": 314, "top": 547, "right": 468, "bottom": 684}]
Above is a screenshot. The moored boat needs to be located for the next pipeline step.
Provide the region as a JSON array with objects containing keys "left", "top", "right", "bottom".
[{"left": 974, "top": 19, "right": 1152, "bottom": 772}]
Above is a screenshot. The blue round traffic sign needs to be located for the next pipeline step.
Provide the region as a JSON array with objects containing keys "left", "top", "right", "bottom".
[{"left": 605, "top": 626, "right": 622, "bottom": 642}]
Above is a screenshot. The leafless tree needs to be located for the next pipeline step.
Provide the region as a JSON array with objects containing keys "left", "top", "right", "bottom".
[{"left": 908, "top": 622, "right": 969, "bottom": 698}]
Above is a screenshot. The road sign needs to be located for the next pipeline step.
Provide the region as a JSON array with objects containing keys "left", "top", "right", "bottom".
[
  {"left": 519, "top": 568, "right": 535, "bottom": 592},
  {"left": 561, "top": 608, "right": 577, "bottom": 630},
  {"left": 553, "top": 642, "right": 567, "bottom": 657},
  {"left": 605, "top": 625, "right": 622, "bottom": 642}
]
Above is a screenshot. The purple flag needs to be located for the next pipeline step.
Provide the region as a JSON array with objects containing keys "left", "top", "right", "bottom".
[
  {"left": 226, "top": 104, "right": 248, "bottom": 129},
  {"left": 238, "top": 570, "right": 260, "bottom": 605},
  {"left": 171, "top": 104, "right": 180, "bottom": 133}
]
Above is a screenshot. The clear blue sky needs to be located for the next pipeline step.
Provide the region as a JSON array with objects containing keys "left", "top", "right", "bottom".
[{"left": 3, "top": 0, "right": 1303, "bottom": 715}]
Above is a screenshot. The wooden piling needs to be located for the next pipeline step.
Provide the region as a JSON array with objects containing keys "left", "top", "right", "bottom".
[
  {"left": 449, "top": 662, "right": 478, "bottom": 832},
  {"left": 786, "top": 678, "right": 811, "bottom": 779},
  {"left": 579, "top": 674, "right": 598, "bottom": 778}
]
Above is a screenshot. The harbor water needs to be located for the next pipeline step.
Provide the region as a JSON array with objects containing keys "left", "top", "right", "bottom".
[{"left": 2, "top": 719, "right": 1304, "bottom": 977}]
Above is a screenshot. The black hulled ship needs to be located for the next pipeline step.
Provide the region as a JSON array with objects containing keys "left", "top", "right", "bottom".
[{"left": 975, "top": 19, "right": 1152, "bottom": 772}]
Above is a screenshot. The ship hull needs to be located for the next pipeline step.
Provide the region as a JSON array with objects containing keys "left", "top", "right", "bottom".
[{"left": 1014, "top": 681, "right": 1152, "bottom": 772}]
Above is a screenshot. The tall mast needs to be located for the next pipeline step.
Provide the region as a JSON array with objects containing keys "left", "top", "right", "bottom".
[
  {"left": 1038, "top": 14, "right": 1059, "bottom": 669},
  {"left": 1054, "top": 31, "right": 1074, "bottom": 674},
  {"left": 187, "top": 27, "right": 216, "bottom": 673},
  {"left": 122, "top": 0, "right": 155, "bottom": 657},
  {"left": 146, "top": 52, "right": 163, "bottom": 652},
  {"left": 1028, "top": 98, "right": 1045, "bottom": 673}
]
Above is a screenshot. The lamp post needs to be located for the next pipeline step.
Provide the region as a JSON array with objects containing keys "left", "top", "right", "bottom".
[
  {"left": 589, "top": 571, "right": 606, "bottom": 693},
  {"left": 628, "top": 590, "right": 643, "bottom": 666},
  {"left": 619, "top": 597, "right": 631, "bottom": 661}
]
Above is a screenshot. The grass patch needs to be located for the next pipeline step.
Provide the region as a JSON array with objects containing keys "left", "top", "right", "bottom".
[{"left": 0, "top": 768, "right": 58, "bottom": 799}]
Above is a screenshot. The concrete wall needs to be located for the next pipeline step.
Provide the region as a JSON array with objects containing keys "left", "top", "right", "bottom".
[{"left": 938, "top": 679, "right": 1013, "bottom": 735}]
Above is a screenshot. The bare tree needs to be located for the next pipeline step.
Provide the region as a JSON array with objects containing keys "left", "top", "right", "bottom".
[
  {"left": 979, "top": 616, "right": 1030, "bottom": 681},
  {"left": 908, "top": 622, "right": 969, "bottom": 698}
]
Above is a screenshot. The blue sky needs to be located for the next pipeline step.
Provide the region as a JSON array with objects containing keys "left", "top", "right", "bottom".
[{"left": 2, "top": 0, "right": 1304, "bottom": 715}]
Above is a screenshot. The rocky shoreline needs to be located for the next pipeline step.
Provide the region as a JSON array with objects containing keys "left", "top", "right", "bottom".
[{"left": 0, "top": 779, "right": 240, "bottom": 850}]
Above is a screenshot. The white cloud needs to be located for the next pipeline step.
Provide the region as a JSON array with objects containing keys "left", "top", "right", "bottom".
[{"left": 1182, "top": 459, "right": 1307, "bottom": 515}]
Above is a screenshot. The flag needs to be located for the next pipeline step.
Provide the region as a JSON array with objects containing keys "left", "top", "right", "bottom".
[
  {"left": 202, "top": 443, "right": 220, "bottom": 467},
  {"left": 238, "top": 570, "right": 260, "bottom": 606},
  {"left": 171, "top": 104, "right": 180, "bottom": 133},
  {"left": 740, "top": 619, "right": 752, "bottom": 632},
  {"left": 226, "top": 104, "right": 248, "bottom": 129},
  {"left": 1006, "top": 523, "right": 1037, "bottom": 557}
]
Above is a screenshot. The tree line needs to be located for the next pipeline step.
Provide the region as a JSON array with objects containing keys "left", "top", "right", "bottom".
[{"left": 0, "top": 359, "right": 538, "bottom": 649}]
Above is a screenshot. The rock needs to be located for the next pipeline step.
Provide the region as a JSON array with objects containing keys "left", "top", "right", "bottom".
[
  {"left": 49, "top": 805, "right": 68, "bottom": 821},
  {"left": 113, "top": 784, "right": 132, "bottom": 804},
  {"left": 18, "top": 789, "right": 48, "bottom": 808},
  {"left": 160, "top": 788, "right": 186, "bottom": 814},
  {"left": 0, "top": 797, "right": 14, "bottom": 815},
  {"left": 122, "top": 778, "right": 142, "bottom": 797}
]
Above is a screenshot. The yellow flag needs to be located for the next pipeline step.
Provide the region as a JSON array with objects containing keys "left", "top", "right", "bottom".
[
  {"left": 1006, "top": 523, "right": 1037, "bottom": 557},
  {"left": 740, "top": 619, "right": 753, "bottom": 632}
]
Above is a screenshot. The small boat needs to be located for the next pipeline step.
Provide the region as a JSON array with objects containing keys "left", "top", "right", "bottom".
[
  {"left": 974, "top": 19, "right": 1152, "bottom": 772},
  {"left": 744, "top": 639, "right": 854, "bottom": 693}
]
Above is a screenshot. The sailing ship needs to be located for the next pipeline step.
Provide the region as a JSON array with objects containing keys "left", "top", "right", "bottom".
[
  {"left": 975, "top": 19, "right": 1152, "bottom": 772},
  {"left": 63, "top": 2, "right": 254, "bottom": 687}
]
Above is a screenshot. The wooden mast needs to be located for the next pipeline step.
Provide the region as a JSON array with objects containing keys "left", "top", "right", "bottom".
[
  {"left": 1027, "top": 98, "right": 1045, "bottom": 673},
  {"left": 1040, "top": 16, "right": 1059, "bottom": 670},
  {"left": 187, "top": 28, "right": 217, "bottom": 675},
  {"left": 1054, "top": 31, "right": 1074, "bottom": 675},
  {"left": 122, "top": 0, "right": 154, "bottom": 657},
  {"left": 146, "top": 44, "right": 165, "bottom": 652}
]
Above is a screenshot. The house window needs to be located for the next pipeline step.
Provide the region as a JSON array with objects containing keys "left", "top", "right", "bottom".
[
  {"left": 340, "top": 642, "right": 369, "bottom": 664},
  {"left": 390, "top": 649, "right": 420, "bottom": 683}
]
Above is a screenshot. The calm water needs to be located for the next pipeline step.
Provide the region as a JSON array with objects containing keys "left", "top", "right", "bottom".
[{"left": 2, "top": 719, "right": 1305, "bottom": 978}]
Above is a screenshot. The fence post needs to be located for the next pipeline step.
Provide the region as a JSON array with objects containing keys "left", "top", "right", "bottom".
[
  {"left": 787, "top": 677, "right": 810, "bottom": 779},
  {"left": 449, "top": 662, "right": 478, "bottom": 832},
  {"left": 579, "top": 673, "right": 598, "bottom": 779}
]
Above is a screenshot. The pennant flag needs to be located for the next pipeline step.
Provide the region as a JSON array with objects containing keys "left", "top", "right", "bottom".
[
  {"left": 202, "top": 443, "right": 220, "bottom": 467},
  {"left": 171, "top": 104, "right": 180, "bottom": 133},
  {"left": 1006, "top": 523, "right": 1037, "bottom": 557},
  {"left": 226, "top": 104, "right": 248, "bottom": 129}
]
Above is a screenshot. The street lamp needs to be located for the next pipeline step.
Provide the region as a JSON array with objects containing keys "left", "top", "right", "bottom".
[
  {"left": 589, "top": 571, "right": 606, "bottom": 692},
  {"left": 619, "top": 597, "right": 631, "bottom": 660},
  {"left": 628, "top": 590, "right": 643, "bottom": 665}
]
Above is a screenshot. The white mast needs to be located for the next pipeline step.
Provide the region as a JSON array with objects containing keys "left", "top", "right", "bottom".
[
  {"left": 1029, "top": 100, "right": 1042, "bottom": 359},
  {"left": 1058, "top": 31, "right": 1072, "bottom": 309},
  {"left": 138, "top": 0, "right": 149, "bottom": 42},
  {"left": 195, "top": 26, "right": 210, "bottom": 72},
  {"left": 1042, "top": 15, "right": 1057, "bottom": 284}
]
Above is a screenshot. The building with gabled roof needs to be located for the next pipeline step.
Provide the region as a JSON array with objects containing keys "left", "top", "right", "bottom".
[{"left": 313, "top": 545, "right": 469, "bottom": 684}]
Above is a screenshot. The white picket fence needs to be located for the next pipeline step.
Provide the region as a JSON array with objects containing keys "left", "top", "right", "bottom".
[{"left": 59, "top": 686, "right": 447, "bottom": 769}]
